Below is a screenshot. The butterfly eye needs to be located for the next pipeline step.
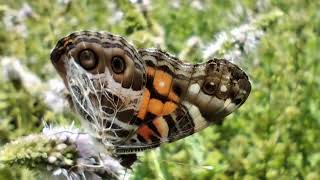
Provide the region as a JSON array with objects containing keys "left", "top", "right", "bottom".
[
  {"left": 111, "top": 56, "right": 126, "bottom": 74},
  {"left": 202, "top": 81, "right": 216, "bottom": 95},
  {"left": 78, "top": 49, "right": 98, "bottom": 70}
]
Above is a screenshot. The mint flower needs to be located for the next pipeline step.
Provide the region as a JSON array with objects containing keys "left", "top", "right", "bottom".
[{"left": 0, "top": 125, "right": 126, "bottom": 180}]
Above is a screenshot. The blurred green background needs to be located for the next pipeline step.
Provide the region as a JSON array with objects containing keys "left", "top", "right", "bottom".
[{"left": 0, "top": 0, "right": 319, "bottom": 179}]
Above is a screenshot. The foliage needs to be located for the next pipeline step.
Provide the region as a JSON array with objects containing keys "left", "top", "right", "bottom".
[{"left": 0, "top": 0, "right": 319, "bottom": 179}]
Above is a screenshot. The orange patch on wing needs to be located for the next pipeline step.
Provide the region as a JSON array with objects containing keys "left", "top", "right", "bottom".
[
  {"left": 147, "top": 98, "right": 163, "bottom": 116},
  {"left": 63, "top": 39, "right": 72, "bottom": 47},
  {"left": 153, "top": 117, "right": 169, "bottom": 138},
  {"left": 153, "top": 70, "right": 172, "bottom": 96},
  {"left": 137, "top": 89, "right": 151, "bottom": 119},
  {"left": 168, "top": 91, "right": 180, "bottom": 103},
  {"left": 162, "top": 101, "right": 177, "bottom": 115},
  {"left": 138, "top": 125, "right": 153, "bottom": 144},
  {"left": 147, "top": 67, "right": 155, "bottom": 77}
]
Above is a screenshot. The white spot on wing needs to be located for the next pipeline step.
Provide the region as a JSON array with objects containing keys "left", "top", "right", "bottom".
[
  {"left": 183, "top": 102, "right": 208, "bottom": 131},
  {"left": 208, "top": 97, "right": 225, "bottom": 112},
  {"left": 223, "top": 98, "right": 232, "bottom": 109},
  {"left": 159, "top": 81, "right": 165, "bottom": 88},
  {"left": 220, "top": 85, "right": 227, "bottom": 92},
  {"left": 188, "top": 83, "right": 200, "bottom": 96},
  {"left": 225, "top": 102, "right": 237, "bottom": 112}
]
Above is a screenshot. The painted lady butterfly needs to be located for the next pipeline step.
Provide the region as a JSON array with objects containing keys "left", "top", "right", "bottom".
[{"left": 50, "top": 31, "right": 251, "bottom": 168}]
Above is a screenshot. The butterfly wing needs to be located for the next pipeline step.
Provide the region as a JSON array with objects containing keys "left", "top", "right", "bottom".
[{"left": 115, "top": 49, "right": 251, "bottom": 154}]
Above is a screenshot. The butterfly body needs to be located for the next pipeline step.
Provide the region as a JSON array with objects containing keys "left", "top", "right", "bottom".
[{"left": 50, "top": 31, "right": 251, "bottom": 167}]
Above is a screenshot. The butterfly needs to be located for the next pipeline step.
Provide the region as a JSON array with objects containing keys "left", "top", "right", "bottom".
[{"left": 50, "top": 31, "right": 251, "bottom": 168}]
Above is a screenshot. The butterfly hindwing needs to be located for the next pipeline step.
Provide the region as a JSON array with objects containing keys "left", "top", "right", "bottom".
[{"left": 115, "top": 49, "right": 251, "bottom": 154}]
